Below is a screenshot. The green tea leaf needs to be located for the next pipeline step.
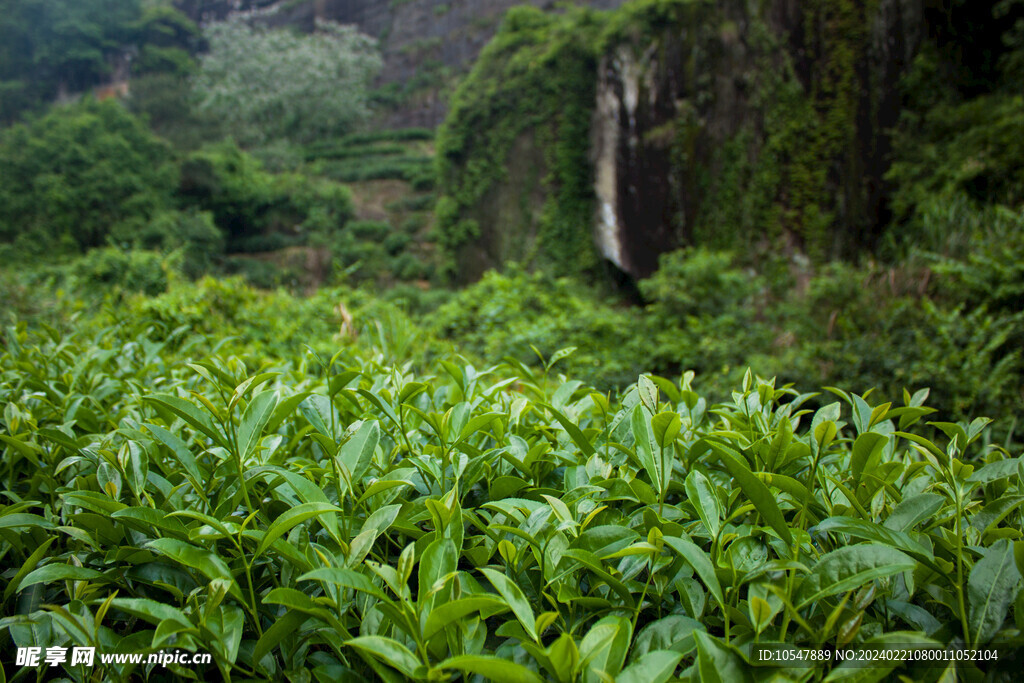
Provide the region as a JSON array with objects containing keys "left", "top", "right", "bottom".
[
  {"left": 632, "top": 404, "right": 661, "bottom": 494},
  {"left": 147, "top": 538, "right": 242, "bottom": 600},
  {"left": 796, "top": 544, "right": 916, "bottom": 609},
  {"left": 3, "top": 537, "right": 56, "bottom": 601},
  {"left": 111, "top": 507, "right": 187, "bottom": 537},
  {"left": 684, "top": 470, "right": 721, "bottom": 539},
  {"left": 110, "top": 597, "right": 192, "bottom": 628},
  {"left": 699, "top": 439, "right": 792, "bottom": 545},
  {"left": 144, "top": 394, "right": 229, "bottom": 449},
  {"left": 637, "top": 375, "right": 659, "bottom": 413},
  {"left": 0, "top": 513, "right": 55, "bottom": 530},
  {"left": 652, "top": 411, "right": 681, "bottom": 449},
  {"left": 145, "top": 423, "right": 204, "bottom": 488},
  {"left": 480, "top": 567, "right": 538, "bottom": 642},
  {"left": 20, "top": 563, "right": 108, "bottom": 589},
  {"left": 299, "top": 394, "right": 337, "bottom": 440},
  {"left": 339, "top": 420, "right": 379, "bottom": 482},
  {"left": 579, "top": 616, "right": 631, "bottom": 681},
  {"left": 422, "top": 596, "right": 507, "bottom": 640},
  {"left": 560, "top": 549, "right": 636, "bottom": 608},
  {"left": 696, "top": 632, "right": 753, "bottom": 683},
  {"left": 632, "top": 614, "right": 702, "bottom": 658},
  {"left": 662, "top": 536, "right": 724, "bottom": 611},
  {"left": 434, "top": 655, "right": 544, "bottom": 683},
  {"left": 971, "top": 496, "right": 1024, "bottom": 536},
  {"left": 816, "top": 517, "right": 935, "bottom": 566},
  {"left": 346, "top": 636, "right": 421, "bottom": 678},
  {"left": 237, "top": 390, "right": 279, "bottom": 460},
  {"left": 850, "top": 432, "right": 888, "bottom": 485},
  {"left": 299, "top": 567, "right": 393, "bottom": 603},
  {"left": 618, "top": 650, "right": 683, "bottom": 683},
  {"left": 968, "top": 539, "right": 1021, "bottom": 646},
  {"left": 968, "top": 457, "right": 1021, "bottom": 485},
  {"left": 883, "top": 493, "right": 943, "bottom": 531},
  {"left": 254, "top": 610, "right": 307, "bottom": 665},
  {"left": 254, "top": 502, "right": 341, "bottom": 559},
  {"left": 543, "top": 403, "right": 595, "bottom": 457}
]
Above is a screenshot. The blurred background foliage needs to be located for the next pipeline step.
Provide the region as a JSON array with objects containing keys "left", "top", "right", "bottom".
[{"left": 0, "top": 0, "right": 1021, "bottom": 446}]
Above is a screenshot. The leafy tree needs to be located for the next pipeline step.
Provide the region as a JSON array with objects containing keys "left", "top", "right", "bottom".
[
  {"left": 192, "top": 18, "right": 381, "bottom": 146},
  {"left": 0, "top": 99, "right": 175, "bottom": 255},
  {"left": 129, "top": 3, "right": 202, "bottom": 77},
  {"left": 0, "top": 0, "right": 200, "bottom": 122}
]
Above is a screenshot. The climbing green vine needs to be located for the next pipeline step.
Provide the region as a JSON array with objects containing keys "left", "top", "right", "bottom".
[{"left": 435, "top": 6, "right": 603, "bottom": 280}]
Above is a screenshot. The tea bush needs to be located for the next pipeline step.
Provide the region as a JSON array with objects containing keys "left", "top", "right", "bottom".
[
  {"left": 67, "top": 248, "right": 169, "bottom": 298},
  {"left": 431, "top": 266, "right": 647, "bottom": 389},
  {"left": 0, "top": 318, "right": 1021, "bottom": 681},
  {"left": 638, "top": 247, "right": 1024, "bottom": 431}
]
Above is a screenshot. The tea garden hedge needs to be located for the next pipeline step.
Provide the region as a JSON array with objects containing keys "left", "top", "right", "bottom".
[{"left": 0, "top": 324, "right": 1021, "bottom": 681}]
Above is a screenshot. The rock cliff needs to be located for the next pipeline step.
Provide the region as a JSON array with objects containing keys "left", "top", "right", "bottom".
[
  {"left": 436, "top": 0, "right": 927, "bottom": 281},
  {"left": 591, "top": 0, "right": 924, "bottom": 277}
]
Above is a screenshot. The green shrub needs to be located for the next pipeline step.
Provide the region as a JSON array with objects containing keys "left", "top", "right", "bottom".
[
  {"left": 305, "top": 142, "right": 408, "bottom": 161},
  {"left": 636, "top": 248, "right": 1024, "bottom": 428},
  {"left": 347, "top": 220, "right": 391, "bottom": 241},
  {"left": 112, "top": 208, "right": 225, "bottom": 279},
  {"left": 384, "top": 232, "right": 411, "bottom": 255},
  {"left": 177, "top": 141, "right": 353, "bottom": 252},
  {"left": 68, "top": 247, "right": 168, "bottom": 296},
  {"left": 640, "top": 248, "right": 760, "bottom": 319},
  {"left": 0, "top": 0, "right": 140, "bottom": 120},
  {"left": 128, "top": 72, "right": 221, "bottom": 150},
  {"left": 129, "top": 4, "right": 201, "bottom": 76},
  {"left": 432, "top": 266, "right": 647, "bottom": 388},
  {"left": 0, "top": 99, "right": 175, "bottom": 255},
  {"left": 338, "top": 127, "right": 434, "bottom": 145},
  {"left": 222, "top": 256, "right": 290, "bottom": 289},
  {"left": 177, "top": 140, "right": 277, "bottom": 239},
  {"left": 387, "top": 194, "right": 436, "bottom": 212},
  {"left": 316, "top": 155, "right": 434, "bottom": 183}
]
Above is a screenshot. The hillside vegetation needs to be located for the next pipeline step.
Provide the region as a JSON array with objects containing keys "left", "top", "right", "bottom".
[
  {"left": 1, "top": 289, "right": 1021, "bottom": 680},
  {"left": 1, "top": 0, "right": 1023, "bottom": 680}
]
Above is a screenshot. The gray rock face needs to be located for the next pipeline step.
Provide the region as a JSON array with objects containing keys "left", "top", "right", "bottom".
[{"left": 590, "top": 0, "right": 925, "bottom": 278}]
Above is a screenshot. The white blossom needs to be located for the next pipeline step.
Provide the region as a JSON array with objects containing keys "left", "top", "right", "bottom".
[{"left": 193, "top": 18, "right": 381, "bottom": 145}]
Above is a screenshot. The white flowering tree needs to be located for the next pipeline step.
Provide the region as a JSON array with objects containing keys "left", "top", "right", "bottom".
[{"left": 193, "top": 18, "right": 381, "bottom": 145}]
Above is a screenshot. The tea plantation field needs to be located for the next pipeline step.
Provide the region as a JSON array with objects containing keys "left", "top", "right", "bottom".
[{"left": 1, "top": 324, "right": 1022, "bottom": 681}]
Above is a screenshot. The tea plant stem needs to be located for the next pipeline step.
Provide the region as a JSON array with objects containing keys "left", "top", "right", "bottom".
[
  {"left": 953, "top": 483, "right": 971, "bottom": 645},
  {"left": 398, "top": 403, "right": 414, "bottom": 455},
  {"left": 244, "top": 559, "right": 264, "bottom": 637},
  {"left": 441, "top": 444, "right": 451, "bottom": 493},
  {"left": 330, "top": 455, "right": 350, "bottom": 540},
  {"left": 778, "top": 438, "right": 826, "bottom": 642},
  {"left": 233, "top": 448, "right": 255, "bottom": 514},
  {"left": 220, "top": 404, "right": 255, "bottom": 514},
  {"left": 631, "top": 558, "right": 655, "bottom": 634},
  {"left": 797, "top": 442, "right": 825, "bottom": 531}
]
